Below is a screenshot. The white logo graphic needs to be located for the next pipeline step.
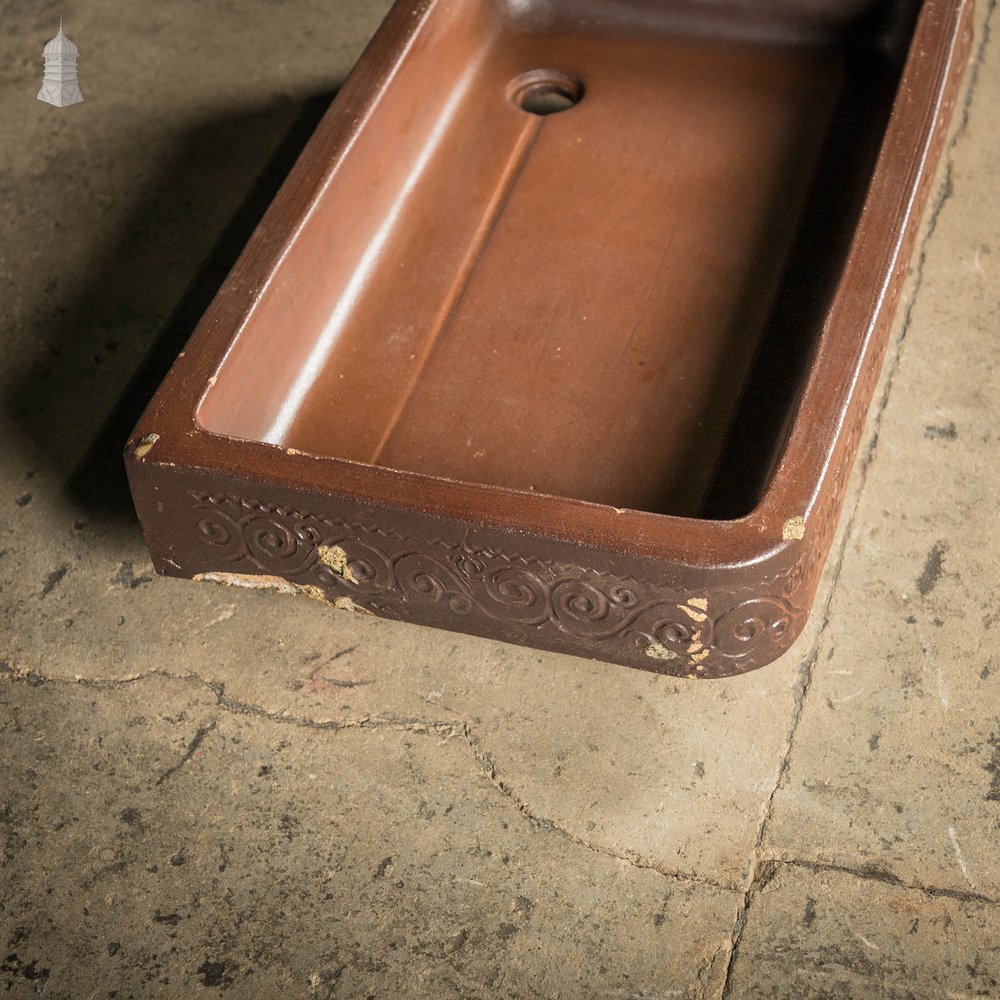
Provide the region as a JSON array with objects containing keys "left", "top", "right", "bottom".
[{"left": 38, "top": 18, "right": 83, "bottom": 108}]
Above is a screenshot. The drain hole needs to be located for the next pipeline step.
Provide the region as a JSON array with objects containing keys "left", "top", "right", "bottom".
[{"left": 508, "top": 70, "right": 582, "bottom": 116}]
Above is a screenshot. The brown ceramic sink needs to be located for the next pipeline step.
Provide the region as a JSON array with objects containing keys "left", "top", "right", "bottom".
[{"left": 126, "top": 0, "right": 972, "bottom": 677}]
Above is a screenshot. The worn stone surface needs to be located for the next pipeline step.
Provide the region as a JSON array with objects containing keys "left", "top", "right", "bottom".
[
  {"left": 725, "top": 865, "right": 1000, "bottom": 1000},
  {"left": 1, "top": 0, "right": 998, "bottom": 997},
  {"left": 0, "top": 676, "right": 735, "bottom": 999},
  {"left": 764, "top": 0, "right": 1000, "bottom": 902}
]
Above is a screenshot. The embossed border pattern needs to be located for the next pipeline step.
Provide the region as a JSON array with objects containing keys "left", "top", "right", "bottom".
[{"left": 191, "top": 492, "right": 805, "bottom": 674}]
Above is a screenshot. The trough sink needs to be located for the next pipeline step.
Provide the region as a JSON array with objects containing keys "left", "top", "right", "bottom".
[{"left": 127, "top": 0, "right": 972, "bottom": 677}]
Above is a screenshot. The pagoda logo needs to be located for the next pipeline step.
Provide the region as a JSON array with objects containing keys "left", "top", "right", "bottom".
[{"left": 38, "top": 18, "right": 83, "bottom": 108}]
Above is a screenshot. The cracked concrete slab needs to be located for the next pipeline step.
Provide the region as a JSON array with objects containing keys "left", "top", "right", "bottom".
[
  {"left": 3, "top": 563, "right": 823, "bottom": 887},
  {"left": 723, "top": 864, "right": 1000, "bottom": 999},
  {"left": 0, "top": 674, "right": 736, "bottom": 999},
  {"left": 1, "top": 571, "right": 816, "bottom": 887}
]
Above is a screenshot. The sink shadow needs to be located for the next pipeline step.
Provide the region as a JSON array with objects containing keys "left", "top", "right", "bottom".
[{"left": 5, "top": 89, "right": 340, "bottom": 525}]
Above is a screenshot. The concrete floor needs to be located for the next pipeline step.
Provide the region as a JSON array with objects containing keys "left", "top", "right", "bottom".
[{"left": 1, "top": 0, "right": 998, "bottom": 997}]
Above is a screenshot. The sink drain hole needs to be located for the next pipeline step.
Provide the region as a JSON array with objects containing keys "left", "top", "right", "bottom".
[{"left": 508, "top": 70, "right": 582, "bottom": 116}]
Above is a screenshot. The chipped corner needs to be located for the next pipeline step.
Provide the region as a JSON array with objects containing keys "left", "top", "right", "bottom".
[
  {"left": 317, "top": 544, "right": 358, "bottom": 584},
  {"left": 193, "top": 571, "right": 372, "bottom": 616},
  {"left": 132, "top": 433, "right": 160, "bottom": 460},
  {"left": 782, "top": 515, "right": 806, "bottom": 541},
  {"left": 645, "top": 596, "right": 711, "bottom": 672}
]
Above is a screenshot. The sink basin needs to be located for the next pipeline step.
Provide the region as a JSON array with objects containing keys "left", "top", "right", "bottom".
[{"left": 127, "top": 0, "right": 972, "bottom": 677}]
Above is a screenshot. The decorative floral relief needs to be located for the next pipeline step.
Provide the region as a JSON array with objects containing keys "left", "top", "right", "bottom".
[{"left": 190, "top": 492, "right": 803, "bottom": 670}]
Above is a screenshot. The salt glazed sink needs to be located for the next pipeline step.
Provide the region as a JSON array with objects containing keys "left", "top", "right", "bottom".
[{"left": 126, "top": 0, "right": 972, "bottom": 677}]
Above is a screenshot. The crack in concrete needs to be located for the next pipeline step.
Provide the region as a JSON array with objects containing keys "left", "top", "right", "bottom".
[
  {"left": 766, "top": 856, "right": 998, "bottom": 907},
  {"left": 3, "top": 659, "right": 736, "bottom": 893},
  {"left": 213, "top": 685, "right": 464, "bottom": 737},
  {"left": 2, "top": 660, "right": 732, "bottom": 894},
  {"left": 461, "top": 723, "right": 735, "bottom": 894},
  {"left": 155, "top": 720, "right": 217, "bottom": 786},
  {"left": 718, "top": 646, "right": 819, "bottom": 999},
  {"left": 4, "top": 661, "right": 999, "bottom": 913},
  {"left": 0, "top": 663, "right": 466, "bottom": 738},
  {"left": 718, "top": 8, "right": 997, "bottom": 995}
]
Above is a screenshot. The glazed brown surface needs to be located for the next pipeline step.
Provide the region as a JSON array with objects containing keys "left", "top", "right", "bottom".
[
  {"left": 196, "top": 5, "right": 884, "bottom": 516},
  {"left": 128, "top": 0, "right": 973, "bottom": 676}
]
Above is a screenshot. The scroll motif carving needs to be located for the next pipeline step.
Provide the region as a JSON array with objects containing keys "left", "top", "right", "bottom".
[{"left": 190, "top": 492, "right": 806, "bottom": 671}]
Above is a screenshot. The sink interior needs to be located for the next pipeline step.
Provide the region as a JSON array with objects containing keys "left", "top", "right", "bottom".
[{"left": 197, "top": 0, "right": 918, "bottom": 518}]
